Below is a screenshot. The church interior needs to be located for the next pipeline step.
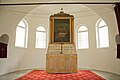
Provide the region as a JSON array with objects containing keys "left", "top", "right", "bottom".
[{"left": 0, "top": 0, "right": 120, "bottom": 80}]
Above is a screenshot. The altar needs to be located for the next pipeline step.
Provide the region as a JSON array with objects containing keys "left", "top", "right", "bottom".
[
  {"left": 46, "top": 8, "right": 77, "bottom": 73},
  {"left": 46, "top": 54, "right": 77, "bottom": 73}
]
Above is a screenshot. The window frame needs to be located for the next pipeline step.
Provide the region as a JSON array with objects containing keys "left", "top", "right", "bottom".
[
  {"left": 15, "top": 19, "right": 28, "bottom": 48},
  {"left": 35, "top": 26, "right": 47, "bottom": 49},
  {"left": 77, "top": 25, "right": 89, "bottom": 49},
  {"left": 96, "top": 18, "right": 109, "bottom": 48}
]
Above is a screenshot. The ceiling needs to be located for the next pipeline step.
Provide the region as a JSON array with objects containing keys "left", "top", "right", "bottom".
[
  {"left": 0, "top": 0, "right": 120, "bottom": 3},
  {"left": 24, "top": 4, "right": 114, "bottom": 19},
  {"left": 0, "top": 0, "right": 117, "bottom": 19}
]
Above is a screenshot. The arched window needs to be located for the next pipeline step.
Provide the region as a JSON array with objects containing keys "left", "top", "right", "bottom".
[
  {"left": 77, "top": 26, "right": 89, "bottom": 49},
  {"left": 96, "top": 18, "right": 109, "bottom": 48},
  {"left": 36, "top": 26, "right": 46, "bottom": 48},
  {"left": 15, "top": 19, "right": 28, "bottom": 48}
]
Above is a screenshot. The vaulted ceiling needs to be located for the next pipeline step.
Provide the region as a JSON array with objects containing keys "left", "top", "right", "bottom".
[{"left": 0, "top": 0, "right": 119, "bottom": 21}]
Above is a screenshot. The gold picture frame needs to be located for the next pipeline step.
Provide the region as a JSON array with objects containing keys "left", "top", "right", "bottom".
[{"left": 49, "top": 16, "right": 74, "bottom": 44}]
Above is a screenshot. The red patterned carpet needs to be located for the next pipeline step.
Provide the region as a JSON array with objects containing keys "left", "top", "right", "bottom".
[{"left": 16, "top": 70, "right": 105, "bottom": 80}]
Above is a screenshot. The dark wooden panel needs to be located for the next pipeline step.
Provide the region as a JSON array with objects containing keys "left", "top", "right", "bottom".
[
  {"left": 114, "top": 4, "right": 120, "bottom": 35},
  {"left": 117, "top": 44, "right": 120, "bottom": 59},
  {"left": 0, "top": 42, "right": 7, "bottom": 58},
  {"left": 114, "top": 3, "right": 120, "bottom": 59}
]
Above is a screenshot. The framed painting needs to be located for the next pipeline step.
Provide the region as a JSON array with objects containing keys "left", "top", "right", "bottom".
[
  {"left": 54, "top": 19, "right": 70, "bottom": 42},
  {"left": 49, "top": 11, "right": 74, "bottom": 44},
  {"left": 49, "top": 17, "right": 74, "bottom": 43}
]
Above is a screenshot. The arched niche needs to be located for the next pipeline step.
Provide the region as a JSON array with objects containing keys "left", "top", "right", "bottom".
[{"left": 0, "top": 34, "right": 9, "bottom": 58}]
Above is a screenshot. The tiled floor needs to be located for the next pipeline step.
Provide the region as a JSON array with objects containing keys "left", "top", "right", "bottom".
[{"left": 0, "top": 69, "right": 120, "bottom": 80}]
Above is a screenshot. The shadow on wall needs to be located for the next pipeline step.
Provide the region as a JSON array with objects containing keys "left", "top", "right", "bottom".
[
  {"left": 115, "top": 34, "right": 120, "bottom": 59},
  {"left": 0, "top": 34, "right": 9, "bottom": 44}
]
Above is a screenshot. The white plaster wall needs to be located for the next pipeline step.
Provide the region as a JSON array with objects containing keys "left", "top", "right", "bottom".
[
  {"left": 17, "top": 17, "right": 49, "bottom": 70},
  {"left": 74, "top": 9, "right": 120, "bottom": 74},
  {"left": 0, "top": 6, "right": 36, "bottom": 75},
  {"left": 0, "top": 4, "right": 120, "bottom": 76}
]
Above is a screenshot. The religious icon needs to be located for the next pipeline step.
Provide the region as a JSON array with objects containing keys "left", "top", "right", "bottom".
[{"left": 54, "top": 19, "right": 70, "bottom": 42}]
